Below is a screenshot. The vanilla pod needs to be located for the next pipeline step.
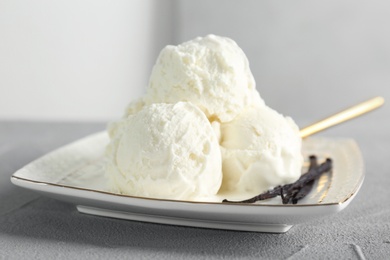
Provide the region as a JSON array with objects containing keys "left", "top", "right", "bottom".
[{"left": 223, "top": 156, "right": 332, "bottom": 204}]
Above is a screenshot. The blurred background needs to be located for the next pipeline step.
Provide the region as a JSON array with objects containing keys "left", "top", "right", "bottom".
[{"left": 1, "top": 0, "right": 389, "bottom": 126}]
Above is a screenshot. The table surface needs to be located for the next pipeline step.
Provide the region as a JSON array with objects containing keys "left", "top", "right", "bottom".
[{"left": 1, "top": 117, "right": 389, "bottom": 259}]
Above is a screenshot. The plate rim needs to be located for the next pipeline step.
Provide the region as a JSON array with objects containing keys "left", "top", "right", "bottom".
[
  {"left": 10, "top": 132, "right": 365, "bottom": 208},
  {"left": 10, "top": 173, "right": 360, "bottom": 208}
]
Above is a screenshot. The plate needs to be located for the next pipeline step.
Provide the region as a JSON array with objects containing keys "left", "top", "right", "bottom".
[{"left": 11, "top": 132, "right": 364, "bottom": 233}]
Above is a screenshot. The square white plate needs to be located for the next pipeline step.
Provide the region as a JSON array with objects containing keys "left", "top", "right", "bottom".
[{"left": 11, "top": 132, "right": 364, "bottom": 233}]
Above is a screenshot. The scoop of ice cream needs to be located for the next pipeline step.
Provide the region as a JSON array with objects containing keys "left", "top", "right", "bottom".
[
  {"left": 106, "top": 102, "right": 222, "bottom": 201},
  {"left": 140, "top": 34, "right": 264, "bottom": 122},
  {"left": 123, "top": 97, "right": 145, "bottom": 119},
  {"left": 219, "top": 106, "right": 303, "bottom": 198}
]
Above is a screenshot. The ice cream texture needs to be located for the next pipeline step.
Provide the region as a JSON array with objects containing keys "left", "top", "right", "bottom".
[
  {"left": 124, "top": 34, "right": 264, "bottom": 122},
  {"left": 220, "top": 106, "right": 303, "bottom": 199},
  {"left": 106, "top": 102, "right": 222, "bottom": 201},
  {"left": 106, "top": 34, "right": 303, "bottom": 202}
]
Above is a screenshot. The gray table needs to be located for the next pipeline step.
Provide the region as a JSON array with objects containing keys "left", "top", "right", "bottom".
[{"left": 1, "top": 119, "right": 389, "bottom": 259}]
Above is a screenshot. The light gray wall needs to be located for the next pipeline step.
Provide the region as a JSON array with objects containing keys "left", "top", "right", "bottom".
[
  {"left": 0, "top": 0, "right": 174, "bottom": 121},
  {"left": 175, "top": 0, "right": 390, "bottom": 125},
  {"left": 1, "top": 0, "right": 388, "bottom": 123}
]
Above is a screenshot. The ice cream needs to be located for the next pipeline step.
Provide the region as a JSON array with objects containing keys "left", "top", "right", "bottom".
[
  {"left": 106, "top": 102, "right": 222, "bottom": 201},
  {"left": 123, "top": 34, "right": 264, "bottom": 122},
  {"left": 106, "top": 34, "right": 303, "bottom": 202},
  {"left": 219, "top": 106, "right": 303, "bottom": 200}
]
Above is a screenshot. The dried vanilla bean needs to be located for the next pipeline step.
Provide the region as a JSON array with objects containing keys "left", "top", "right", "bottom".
[
  {"left": 281, "top": 158, "right": 332, "bottom": 204},
  {"left": 291, "top": 155, "right": 318, "bottom": 204},
  {"left": 223, "top": 155, "right": 332, "bottom": 204},
  {"left": 223, "top": 186, "right": 283, "bottom": 204}
]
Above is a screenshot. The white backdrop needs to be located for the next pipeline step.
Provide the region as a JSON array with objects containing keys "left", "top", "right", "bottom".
[
  {"left": 1, "top": 0, "right": 389, "bottom": 122},
  {"left": 0, "top": 0, "right": 173, "bottom": 121}
]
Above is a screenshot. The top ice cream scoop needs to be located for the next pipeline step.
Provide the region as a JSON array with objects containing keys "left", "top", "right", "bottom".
[{"left": 124, "top": 34, "right": 264, "bottom": 123}]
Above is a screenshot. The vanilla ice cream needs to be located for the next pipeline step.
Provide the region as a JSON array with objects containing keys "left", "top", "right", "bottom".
[
  {"left": 106, "top": 102, "right": 222, "bottom": 201},
  {"left": 219, "top": 106, "right": 303, "bottom": 199},
  {"left": 123, "top": 34, "right": 264, "bottom": 122},
  {"left": 106, "top": 34, "right": 304, "bottom": 202}
]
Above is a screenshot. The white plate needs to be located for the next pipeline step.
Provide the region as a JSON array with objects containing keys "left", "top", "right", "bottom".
[{"left": 11, "top": 132, "right": 364, "bottom": 233}]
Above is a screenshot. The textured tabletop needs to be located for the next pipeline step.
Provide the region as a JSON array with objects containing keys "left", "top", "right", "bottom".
[{"left": 1, "top": 119, "right": 389, "bottom": 259}]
